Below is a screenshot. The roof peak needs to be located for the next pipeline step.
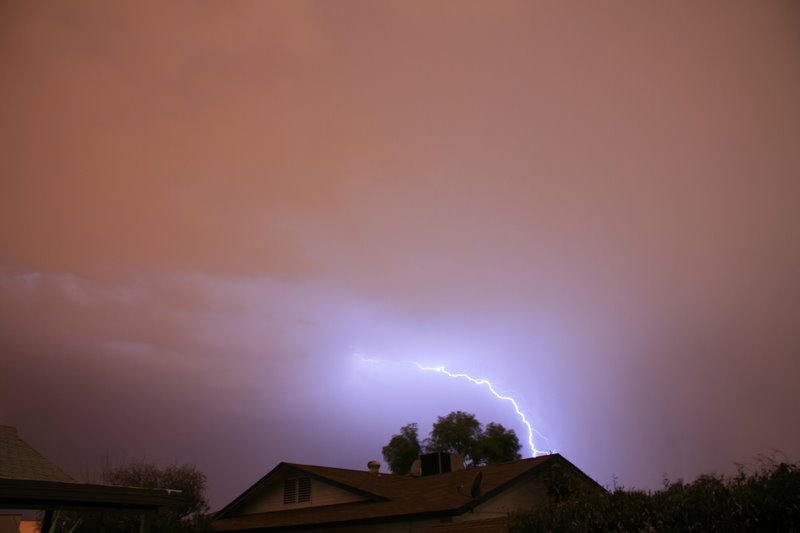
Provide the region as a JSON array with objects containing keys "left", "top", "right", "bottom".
[{"left": 0, "top": 425, "right": 76, "bottom": 483}]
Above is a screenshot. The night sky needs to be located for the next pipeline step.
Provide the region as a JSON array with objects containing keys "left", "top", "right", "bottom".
[{"left": 2, "top": 1, "right": 799, "bottom": 510}]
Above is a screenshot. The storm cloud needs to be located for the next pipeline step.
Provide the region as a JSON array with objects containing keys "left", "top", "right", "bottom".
[{"left": 2, "top": 1, "right": 799, "bottom": 508}]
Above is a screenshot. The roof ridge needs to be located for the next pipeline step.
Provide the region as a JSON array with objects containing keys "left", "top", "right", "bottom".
[{"left": 0, "top": 426, "right": 77, "bottom": 483}]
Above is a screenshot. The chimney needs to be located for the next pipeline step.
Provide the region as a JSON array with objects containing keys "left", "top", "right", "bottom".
[{"left": 367, "top": 460, "right": 381, "bottom": 474}]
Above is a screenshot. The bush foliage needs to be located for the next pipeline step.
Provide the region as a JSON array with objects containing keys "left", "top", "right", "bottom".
[{"left": 510, "top": 458, "right": 800, "bottom": 532}]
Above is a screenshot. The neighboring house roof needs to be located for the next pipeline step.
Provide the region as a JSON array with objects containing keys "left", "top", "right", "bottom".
[
  {"left": 0, "top": 426, "right": 75, "bottom": 483},
  {"left": 214, "top": 454, "right": 599, "bottom": 531},
  {"left": 0, "top": 425, "right": 184, "bottom": 513}
]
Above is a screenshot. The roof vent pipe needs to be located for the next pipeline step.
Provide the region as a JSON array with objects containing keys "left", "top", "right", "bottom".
[{"left": 367, "top": 460, "right": 381, "bottom": 474}]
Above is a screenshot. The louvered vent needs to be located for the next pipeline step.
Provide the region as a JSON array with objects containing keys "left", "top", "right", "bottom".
[
  {"left": 284, "top": 477, "right": 311, "bottom": 504},
  {"left": 298, "top": 477, "right": 311, "bottom": 502},
  {"left": 283, "top": 479, "right": 297, "bottom": 504}
]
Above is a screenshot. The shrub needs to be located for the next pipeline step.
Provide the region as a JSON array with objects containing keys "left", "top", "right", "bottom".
[{"left": 510, "top": 458, "right": 800, "bottom": 533}]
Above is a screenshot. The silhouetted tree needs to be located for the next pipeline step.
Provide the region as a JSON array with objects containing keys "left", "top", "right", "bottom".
[
  {"left": 67, "top": 462, "right": 212, "bottom": 533},
  {"left": 382, "top": 411, "right": 522, "bottom": 473},
  {"left": 473, "top": 422, "right": 522, "bottom": 465},
  {"left": 425, "top": 411, "right": 483, "bottom": 461},
  {"left": 381, "top": 423, "right": 421, "bottom": 475}
]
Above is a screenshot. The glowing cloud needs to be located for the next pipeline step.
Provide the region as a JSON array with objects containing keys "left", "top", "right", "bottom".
[{"left": 357, "top": 354, "right": 550, "bottom": 457}]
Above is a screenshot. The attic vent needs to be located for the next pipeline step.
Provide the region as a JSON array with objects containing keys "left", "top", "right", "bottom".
[
  {"left": 283, "top": 479, "right": 296, "bottom": 504},
  {"left": 298, "top": 477, "right": 311, "bottom": 502},
  {"left": 283, "top": 477, "right": 312, "bottom": 504}
]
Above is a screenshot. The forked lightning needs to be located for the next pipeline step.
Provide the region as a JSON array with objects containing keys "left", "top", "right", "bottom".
[{"left": 358, "top": 354, "right": 548, "bottom": 457}]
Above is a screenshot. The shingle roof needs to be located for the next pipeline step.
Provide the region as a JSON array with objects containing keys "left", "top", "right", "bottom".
[
  {"left": 0, "top": 426, "right": 75, "bottom": 483},
  {"left": 0, "top": 426, "right": 185, "bottom": 512},
  {"left": 214, "top": 454, "right": 588, "bottom": 531}
]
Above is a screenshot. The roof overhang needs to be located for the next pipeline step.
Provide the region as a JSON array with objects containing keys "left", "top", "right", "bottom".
[{"left": 0, "top": 478, "right": 185, "bottom": 512}]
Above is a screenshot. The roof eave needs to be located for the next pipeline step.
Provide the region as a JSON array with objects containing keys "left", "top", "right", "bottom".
[
  {"left": 0, "top": 479, "right": 185, "bottom": 512},
  {"left": 213, "top": 505, "right": 471, "bottom": 532}
]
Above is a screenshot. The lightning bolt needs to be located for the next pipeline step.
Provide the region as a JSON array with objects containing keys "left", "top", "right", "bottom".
[{"left": 357, "top": 354, "right": 551, "bottom": 458}]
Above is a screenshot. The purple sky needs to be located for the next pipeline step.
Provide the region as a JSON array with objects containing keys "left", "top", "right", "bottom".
[{"left": 2, "top": 1, "right": 799, "bottom": 509}]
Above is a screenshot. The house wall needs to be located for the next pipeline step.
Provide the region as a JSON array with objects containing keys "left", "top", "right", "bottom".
[
  {"left": 474, "top": 462, "right": 598, "bottom": 518},
  {"left": 473, "top": 475, "right": 550, "bottom": 516},
  {"left": 19, "top": 521, "right": 41, "bottom": 533},
  {"left": 0, "top": 515, "right": 21, "bottom": 533},
  {"left": 235, "top": 477, "right": 369, "bottom": 515},
  {"left": 273, "top": 517, "right": 443, "bottom": 533}
]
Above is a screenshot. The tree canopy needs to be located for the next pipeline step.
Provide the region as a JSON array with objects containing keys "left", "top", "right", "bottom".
[
  {"left": 105, "top": 462, "right": 210, "bottom": 523},
  {"left": 473, "top": 421, "right": 523, "bottom": 465},
  {"left": 382, "top": 411, "right": 522, "bottom": 474},
  {"left": 425, "top": 411, "right": 483, "bottom": 460},
  {"left": 64, "top": 462, "right": 212, "bottom": 532},
  {"left": 381, "top": 423, "right": 422, "bottom": 476}
]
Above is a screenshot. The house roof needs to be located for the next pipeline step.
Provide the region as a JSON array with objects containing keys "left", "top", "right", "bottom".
[
  {"left": 0, "top": 426, "right": 75, "bottom": 483},
  {"left": 0, "top": 426, "right": 184, "bottom": 512},
  {"left": 0, "top": 478, "right": 186, "bottom": 512},
  {"left": 214, "top": 454, "right": 595, "bottom": 531}
]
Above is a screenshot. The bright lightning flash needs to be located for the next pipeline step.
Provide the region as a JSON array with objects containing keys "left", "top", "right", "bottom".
[{"left": 357, "top": 354, "right": 550, "bottom": 458}]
